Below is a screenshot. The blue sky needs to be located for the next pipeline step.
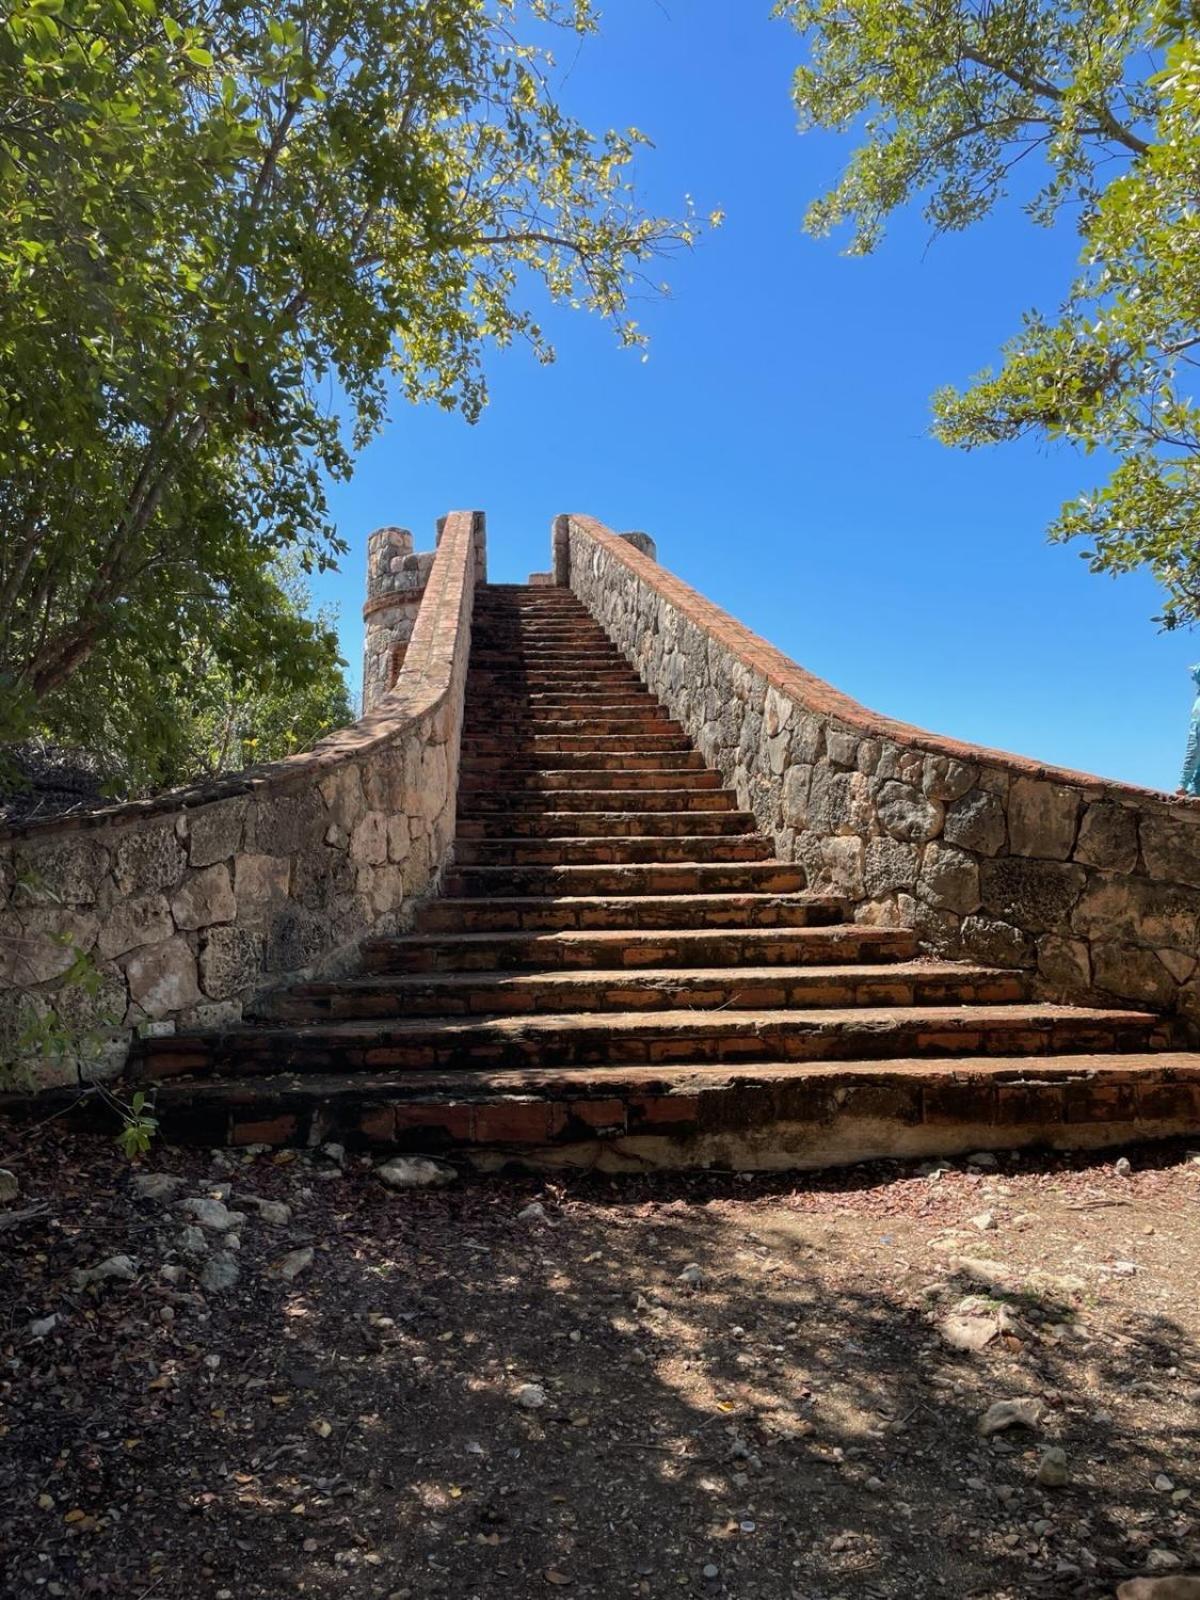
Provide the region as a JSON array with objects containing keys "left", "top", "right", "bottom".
[{"left": 315, "top": 0, "right": 1193, "bottom": 794}]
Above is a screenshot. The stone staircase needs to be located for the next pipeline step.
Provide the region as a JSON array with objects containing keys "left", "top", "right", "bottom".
[{"left": 134, "top": 585, "right": 1193, "bottom": 1167}]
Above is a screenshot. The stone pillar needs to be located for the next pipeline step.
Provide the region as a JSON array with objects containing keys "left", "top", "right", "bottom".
[{"left": 361, "top": 526, "right": 437, "bottom": 713}]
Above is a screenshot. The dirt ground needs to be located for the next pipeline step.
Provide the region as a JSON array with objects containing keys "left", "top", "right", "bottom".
[{"left": 2, "top": 1126, "right": 1199, "bottom": 1600}]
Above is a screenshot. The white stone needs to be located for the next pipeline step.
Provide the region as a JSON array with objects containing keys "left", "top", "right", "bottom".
[
  {"left": 514, "top": 1382, "right": 547, "bottom": 1410},
  {"left": 178, "top": 1196, "right": 245, "bottom": 1232},
  {"left": 979, "top": 1396, "right": 1044, "bottom": 1436},
  {"left": 376, "top": 1155, "right": 456, "bottom": 1190}
]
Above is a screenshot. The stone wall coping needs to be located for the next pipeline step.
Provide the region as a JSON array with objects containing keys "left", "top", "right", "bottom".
[
  {"left": 566, "top": 513, "right": 1197, "bottom": 818},
  {"left": 1, "top": 510, "right": 483, "bottom": 845}
]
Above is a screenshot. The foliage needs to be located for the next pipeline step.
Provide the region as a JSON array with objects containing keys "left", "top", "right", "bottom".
[
  {"left": 0, "top": 0, "right": 695, "bottom": 760},
  {"left": 52, "top": 553, "right": 355, "bottom": 795},
  {"left": 780, "top": 0, "right": 1200, "bottom": 627}
]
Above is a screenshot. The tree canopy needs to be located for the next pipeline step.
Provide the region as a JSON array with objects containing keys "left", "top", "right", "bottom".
[
  {"left": 780, "top": 0, "right": 1200, "bottom": 628},
  {"left": 0, "top": 0, "right": 692, "bottom": 766}
]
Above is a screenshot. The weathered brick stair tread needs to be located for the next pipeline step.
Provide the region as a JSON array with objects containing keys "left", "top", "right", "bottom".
[
  {"left": 130, "top": 581, "right": 1194, "bottom": 1165},
  {"left": 258, "top": 961, "right": 1028, "bottom": 1020},
  {"left": 138, "top": 1004, "right": 1163, "bottom": 1082},
  {"left": 416, "top": 892, "right": 841, "bottom": 931},
  {"left": 361, "top": 924, "right": 920, "bottom": 972},
  {"left": 143, "top": 1055, "right": 1200, "bottom": 1154}
]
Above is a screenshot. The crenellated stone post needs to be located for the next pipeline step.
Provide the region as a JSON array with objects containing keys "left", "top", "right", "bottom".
[{"left": 362, "top": 526, "right": 437, "bottom": 713}]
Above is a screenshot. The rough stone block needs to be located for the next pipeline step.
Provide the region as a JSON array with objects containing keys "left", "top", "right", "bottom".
[
  {"left": 1072, "top": 877, "right": 1200, "bottom": 949},
  {"left": 13, "top": 837, "right": 110, "bottom": 906},
  {"left": 125, "top": 937, "right": 200, "bottom": 1018},
  {"left": 199, "top": 925, "right": 265, "bottom": 1000},
  {"left": 171, "top": 864, "right": 236, "bottom": 930},
  {"left": 96, "top": 894, "right": 173, "bottom": 959},
  {"left": 114, "top": 823, "right": 186, "bottom": 895},
  {"left": 960, "top": 914, "right": 1036, "bottom": 969},
  {"left": 1074, "top": 802, "right": 1139, "bottom": 874},
  {"left": 943, "top": 789, "right": 1007, "bottom": 857},
  {"left": 923, "top": 754, "right": 977, "bottom": 803},
  {"left": 1008, "top": 777, "right": 1080, "bottom": 861},
  {"left": 1090, "top": 942, "right": 1176, "bottom": 1008},
  {"left": 876, "top": 780, "right": 944, "bottom": 843},
  {"left": 1140, "top": 813, "right": 1200, "bottom": 890},
  {"left": 917, "top": 842, "right": 981, "bottom": 915},
  {"left": 1036, "top": 934, "right": 1091, "bottom": 995},
  {"left": 186, "top": 797, "right": 247, "bottom": 868},
  {"left": 863, "top": 837, "right": 920, "bottom": 896},
  {"left": 981, "top": 857, "right": 1086, "bottom": 934}
]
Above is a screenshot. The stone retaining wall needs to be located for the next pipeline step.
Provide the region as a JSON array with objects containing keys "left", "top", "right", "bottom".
[
  {"left": 0, "top": 511, "right": 484, "bottom": 1086},
  {"left": 559, "top": 513, "right": 1200, "bottom": 1035}
]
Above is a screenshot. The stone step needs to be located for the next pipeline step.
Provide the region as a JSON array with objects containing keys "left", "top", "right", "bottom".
[
  {"left": 361, "top": 923, "right": 917, "bottom": 973},
  {"left": 462, "top": 731, "right": 690, "bottom": 753},
  {"left": 453, "top": 834, "right": 774, "bottom": 866},
  {"left": 442, "top": 861, "right": 807, "bottom": 898},
  {"left": 461, "top": 787, "right": 738, "bottom": 812},
  {"left": 415, "top": 891, "right": 839, "bottom": 932},
  {"left": 135, "top": 1004, "right": 1166, "bottom": 1082},
  {"left": 462, "top": 714, "right": 676, "bottom": 736},
  {"left": 257, "top": 962, "right": 1030, "bottom": 1022},
  {"left": 138, "top": 1054, "right": 1200, "bottom": 1160},
  {"left": 460, "top": 750, "right": 707, "bottom": 775},
  {"left": 454, "top": 810, "right": 761, "bottom": 838},
  {"left": 456, "top": 767, "right": 724, "bottom": 792}
]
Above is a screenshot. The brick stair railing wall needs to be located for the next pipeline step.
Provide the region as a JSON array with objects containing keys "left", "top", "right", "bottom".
[
  {"left": 0, "top": 510, "right": 485, "bottom": 1086},
  {"left": 556, "top": 514, "right": 1200, "bottom": 1036}
]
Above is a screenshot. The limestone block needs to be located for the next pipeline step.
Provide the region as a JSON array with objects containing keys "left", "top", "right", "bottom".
[
  {"left": 171, "top": 865, "right": 235, "bottom": 930},
  {"left": 917, "top": 842, "right": 981, "bottom": 915},
  {"left": 1, "top": 909, "right": 100, "bottom": 985},
  {"left": 1091, "top": 942, "right": 1176, "bottom": 1008},
  {"left": 876, "top": 781, "right": 944, "bottom": 844},
  {"left": 763, "top": 687, "right": 794, "bottom": 739},
  {"left": 1158, "top": 948, "right": 1197, "bottom": 984},
  {"left": 923, "top": 754, "right": 977, "bottom": 803},
  {"left": 791, "top": 714, "right": 825, "bottom": 765},
  {"left": 247, "top": 789, "right": 324, "bottom": 855},
  {"left": 186, "top": 797, "right": 247, "bottom": 868},
  {"left": 826, "top": 728, "right": 859, "bottom": 769},
  {"left": 981, "top": 857, "right": 1086, "bottom": 934},
  {"left": 943, "top": 789, "right": 1007, "bottom": 857},
  {"left": 1037, "top": 935, "right": 1092, "bottom": 995},
  {"left": 13, "top": 837, "right": 110, "bottom": 906},
  {"left": 1140, "top": 813, "right": 1200, "bottom": 890},
  {"left": 819, "top": 837, "right": 864, "bottom": 899},
  {"left": 856, "top": 739, "right": 881, "bottom": 776},
  {"left": 960, "top": 914, "right": 1036, "bottom": 969},
  {"left": 1007, "top": 777, "right": 1080, "bottom": 861},
  {"left": 50, "top": 962, "right": 127, "bottom": 1038},
  {"left": 863, "top": 837, "right": 920, "bottom": 896},
  {"left": 780, "top": 764, "right": 812, "bottom": 830},
  {"left": 199, "top": 925, "right": 264, "bottom": 1000},
  {"left": 876, "top": 745, "right": 924, "bottom": 787},
  {"left": 113, "top": 823, "right": 186, "bottom": 895},
  {"left": 234, "top": 854, "right": 290, "bottom": 915},
  {"left": 125, "top": 937, "right": 200, "bottom": 1018},
  {"left": 387, "top": 815, "right": 411, "bottom": 863},
  {"left": 264, "top": 905, "right": 329, "bottom": 973},
  {"left": 808, "top": 766, "right": 874, "bottom": 836},
  {"left": 291, "top": 845, "right": 356, "bottom": 913},
  {"left": 350, "top": 810, "right": 389, "bottom": 867},
  {"left": 1073, "top": 802, "right": 1139, "bottom": 873},
  {"left": 1073, "top": 877, "right": 1200, "bottom": 949},
  {"left": 96, "top": 894, "right": 173, "bottom": 959}
]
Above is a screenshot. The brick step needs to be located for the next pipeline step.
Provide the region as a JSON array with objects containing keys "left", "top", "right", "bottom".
[
  {"left": 462, "top": 787, "right": 738, "bottom": 813},
  {"left": 453, "top": 834, "right": 773, "bottom": 866},
  {"left": 457, "top": 767, "right": 724, "bottom": 792},
  {"left": 467, "top": 666, "right": 641, "bottom": 683},
  {"left": 138, "top": 1054, "right": 1200, "bottom": 1158},
  {"left": 454, "top": 810, "right": 760, "bottom": 838},
  {"left": 464, "top": 716, "right": 678, "bottom": 732},
  {"left": 469, "top": 645, "right": 625, "bottom": 661},
  {"left": 362, "top": 923, "right": 917, "bottom": 974},
  {"left": 257, "top": 962, "right": 1029, "bottom": 1023},
  {"left": 135, "top": 1004, "right": 1165, "bottom": 1082},
  {"left": 442, "top": 861, "right": 807, "bottom": 898},
  {"left": 463, "top": 738, "right": 698, "bottom": 761},
  {"left": 460, "top": 751, "right": 707, "bottom": 775},
  {"left": 415, "top": 891, "right": 839, "bottom": 932}
]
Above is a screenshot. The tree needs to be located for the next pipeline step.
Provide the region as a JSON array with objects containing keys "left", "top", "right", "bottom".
[
  {"left": 779, "top": 0, "right": 1200, "bottom": 628},
  {"left": 0, "top": 0, "right": 695, "bottom": 761}
]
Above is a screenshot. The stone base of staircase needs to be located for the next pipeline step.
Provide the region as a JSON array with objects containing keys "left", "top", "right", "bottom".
[{"left": 10, "top": 582, "right": 1194, "bottom": 1175}]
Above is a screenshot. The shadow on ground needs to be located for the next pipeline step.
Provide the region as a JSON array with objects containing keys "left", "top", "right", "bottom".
[{"left": 1, "top": 1135, "right": 1198, "bottom": 1599}]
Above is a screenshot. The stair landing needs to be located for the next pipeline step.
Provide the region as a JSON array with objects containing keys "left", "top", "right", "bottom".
[{"left": 131, "top": 585, "right": 1195, "bottom": 1171}]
